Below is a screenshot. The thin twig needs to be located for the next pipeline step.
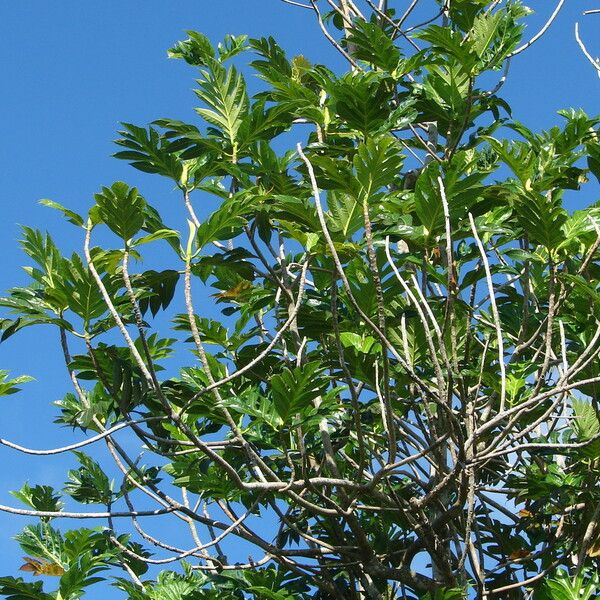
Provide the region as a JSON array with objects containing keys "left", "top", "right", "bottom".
[
  {"left": 0, "top": 417, "right": 164, "bottom": 455},
  {"left": 280, "top": 0, "right": 312, "bottom": 8},
  {"left": 575, "top": 21, "right": 600, "bottom": 75},
  {"left": 308, "top": 0, "right": 360, "bottom": 69},
  {"left": 509, "top": 0, "right": 566, "bottom": 57}
]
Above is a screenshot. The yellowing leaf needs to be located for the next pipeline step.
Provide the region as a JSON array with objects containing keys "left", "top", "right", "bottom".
[
  {"left": 212, "top": 280, "right": 252, "bottom": 300},
  {"left": 587, "top": 543, "right": 600, "bottom": 557},
  {"left": 587, "top": 528, "right": 600, "bottom": 557},
  {"left": 518, "top": 509, "right": 533, "bottom": 518},
  {"left": 291, "top": 55, "right": 311, "bottom": 81},
  {"left": 19, "top": 556, "right": 65, "bottom": 576},
  {"left": 509, "top": 549, "right": 531, "bottom": 560}
]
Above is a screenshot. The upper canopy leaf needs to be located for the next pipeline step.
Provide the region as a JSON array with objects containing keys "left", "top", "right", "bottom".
[{"left": 93, "top": 182, "right": 146, "bottom": 242}]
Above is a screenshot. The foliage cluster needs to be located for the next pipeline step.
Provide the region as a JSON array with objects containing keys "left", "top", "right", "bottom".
[{"left": 1, "top": 1, "right": 599, "bottom": 598}]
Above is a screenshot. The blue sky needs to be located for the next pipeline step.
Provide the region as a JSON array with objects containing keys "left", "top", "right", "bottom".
[{"left": 0, "top": 0, "right": 598, "bottom": 596}]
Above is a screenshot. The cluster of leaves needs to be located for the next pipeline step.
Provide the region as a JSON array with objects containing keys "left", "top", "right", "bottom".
[
  {"left": 0, "top": 515, "right": 148, "bottom": 600},
  {"left": 1, "top": 1, "right": 600, "bottom": 599}
]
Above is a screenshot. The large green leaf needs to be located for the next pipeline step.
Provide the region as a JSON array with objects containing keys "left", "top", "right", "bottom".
[
  {"left": 354, "top": 136, "right": 403, "bottom": 200},
  {"left": 196, "top": 196, "right": 251, "bottom": 250},
  {"left": 194, "top": 62, "right": 248, "bottom": 153},
  {"left": 0, "top": 578, "right": 52, "bottom": 600},
  {"left": 346, "top": 20, "right": 401, "bottom": 72},
  {"left": 270, "top": 361, "right": 330, "bottom": 421},
  {"left": 327, "top": 191, "right": 362, "bottom": 238},
  {"left": 328, "top": 71, "right": 392, "bottom": 136},
  {"left": 64, "top": 452, "right": 113, "bottom": 505},
  {"left": 513, "top": 193, "right": 568, "bottom": 250},
  {"left": 93, "top": 182, "right": 146, "bottom": 241},
  {"left": 468, "top": 4, "right": 527, "bottom": 69},
  {"left": 10, "top": 484, "right": 63, "bottom": 515},
  {"left": 15, "top": 524, "right": 66, "bottom": 568},
  {"left": 417, "top": 24, "right": 474, "bottom": 66},
  {"left": 61, "top": 253, "right": 110, "bottom": 323},
  {"left": 137, "top": 269, "right": 180, "bottom": 317},
  {"left": 413, "top": 163, "right": 444, "bottom": 239},
  {"left": 39, "top": 199, "right": 84, "bottom": 227},
  {"left": 19, "top": 228, "right": 67, "bottom": 301},
  {"left": 114, "top": 123, "right": 183, "bottom": 181},
  {"left": 538, "top": 569, "right": 599, "bottom": 600}
]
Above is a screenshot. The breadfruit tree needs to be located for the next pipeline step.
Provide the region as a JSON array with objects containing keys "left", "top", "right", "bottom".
[{"left": 1, "top": 1, "right": 599, "bottom": 598}]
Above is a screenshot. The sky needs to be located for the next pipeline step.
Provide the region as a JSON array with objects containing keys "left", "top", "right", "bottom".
[{"left": 0, "top": 1, "right": 598, "bottom": 597}]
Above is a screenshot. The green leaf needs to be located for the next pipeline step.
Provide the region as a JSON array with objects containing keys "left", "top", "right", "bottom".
[
  {"left": 168, "top": 31, "right": 215, "bottom": 66},
  {"left": 417, "top": 24, "right": 473, "bottom": 65},
  {"left": 140, "top": 204, "right": 181, "bottom": 254},
  {"left": 513, "top": 193, "right": 568, "bottom": 250},
  {"left": 560, "top": 274, "right": 600, "bottom": 306},
  {"left": 354, "top": 135, "right": 403, "bottom": 200},
  {"left": 250, "top": 36, "right": 291, "bottom": 80},
  {"left": 19, "top": 227, "right": 65, "bottom": 291},
  {"left": 93, "top": 182, "right": 146, "bottom": 241},
  {"left": 146, "top": 570, "right": 206, "bottom": 600},
  {"left": 539, "top": 569, "right": 599, "bottom": 600},
  {"left": 184, "top": 316, "right": 229, "bottom": 347},
  {"left": 132, "top": 228, "right": 180, "bottom": 247},
  {"left": 54, "top": 384, "right": 115, "bottom": 432},
  {"left": 196, "top": 196, "right": 250, "bottom": 250},
  {"left": 327, "top": 191, "right": 361, "bottom": 238},
  {"left": 420, "top": 63, "right": 471, "bottom": 119},
  {"left": 329, "top": 71, "right": 392, "bottom": 135},
  {"left": 64, "top": 452, "right": 112, "bottom": 505},
  {"left": 62, "top": 253, "right": 111, "bottom": 322},
  {"left": 470, "top": 11, "right": 504, "bottom": 58},
  {"left": 346, "top": 20, "right": 401, "bottom": 71},
  {"left": 413, "top": 163, "right": 444, "bottom": 239},
  {"left": 246, "top": 586, "right": 297, "bottom": 600},
  {"left": 137, "top": 269, "right": 180, "bottom": 317},
  {"left": 572, "top": 399, "right": 600, "bottom": 458},
  {"left": 114, "top": 123, "right": 184, "bottom": 181},
  {"left": 0, "top": 370, "right": 33, "bottom": 396},
  {"left": 39, "top": 200, "right": 84, "bottom": 227},
  {"left": 10, "top": 484, "right": 63, "bottom": 516},
  {"left": 587, "top": 140, "right": 600, "bottom": 184},
  {"left": 217, "top": 34, "right": 249, "bottom": 62},
  {"left": 15, "top": 523, "right": 66, "bottom": 568},
  {"left": 484, "top": 136, "right": 533, "bottom": 184},
  {"left": 134, "top": 333, "right": 175, "bottom": 363},
  {"left": 219, "top": 386, "right": 283, "bottom": 431},
  {"left": 339, "top": 331, "right": 380, "bottom": 354},
  {"left": 270, "top": 362, "right": 330, "bottom": 421},
  {"left": 468, "top": 3, "right": 528, "bottom": 68},
  {"left": 0, "top": 577, "right": 52, "bottom": 600},
  {"left": 194, "top": 62, "right": 248, "bottom": 152}
]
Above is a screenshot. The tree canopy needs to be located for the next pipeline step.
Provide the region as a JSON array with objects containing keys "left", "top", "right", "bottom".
[{"left": 1, "top": 1, "right": 600, "bottom": 598}]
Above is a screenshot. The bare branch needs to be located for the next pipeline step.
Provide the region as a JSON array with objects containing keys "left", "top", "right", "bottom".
[
  {"left": 280, "top": 0, "right": 312, "bottom": 8},
  {"left": 575, "top": 21, "right": 600, "bottom": 75},
  {"left": 0, "top": 417, "right": 164, "bottom": 455},
  {"left": 0, "top": 504, "right": 176, "bottom": 519},
  {"left": 308, "top": 0, "right": 360, "bottom": 69},
  {"left": 469, "top": 213, "right": 507, "bottom": 413},
  {"left": 508, "top": 0, "right": 566, "bottom": 57}
]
